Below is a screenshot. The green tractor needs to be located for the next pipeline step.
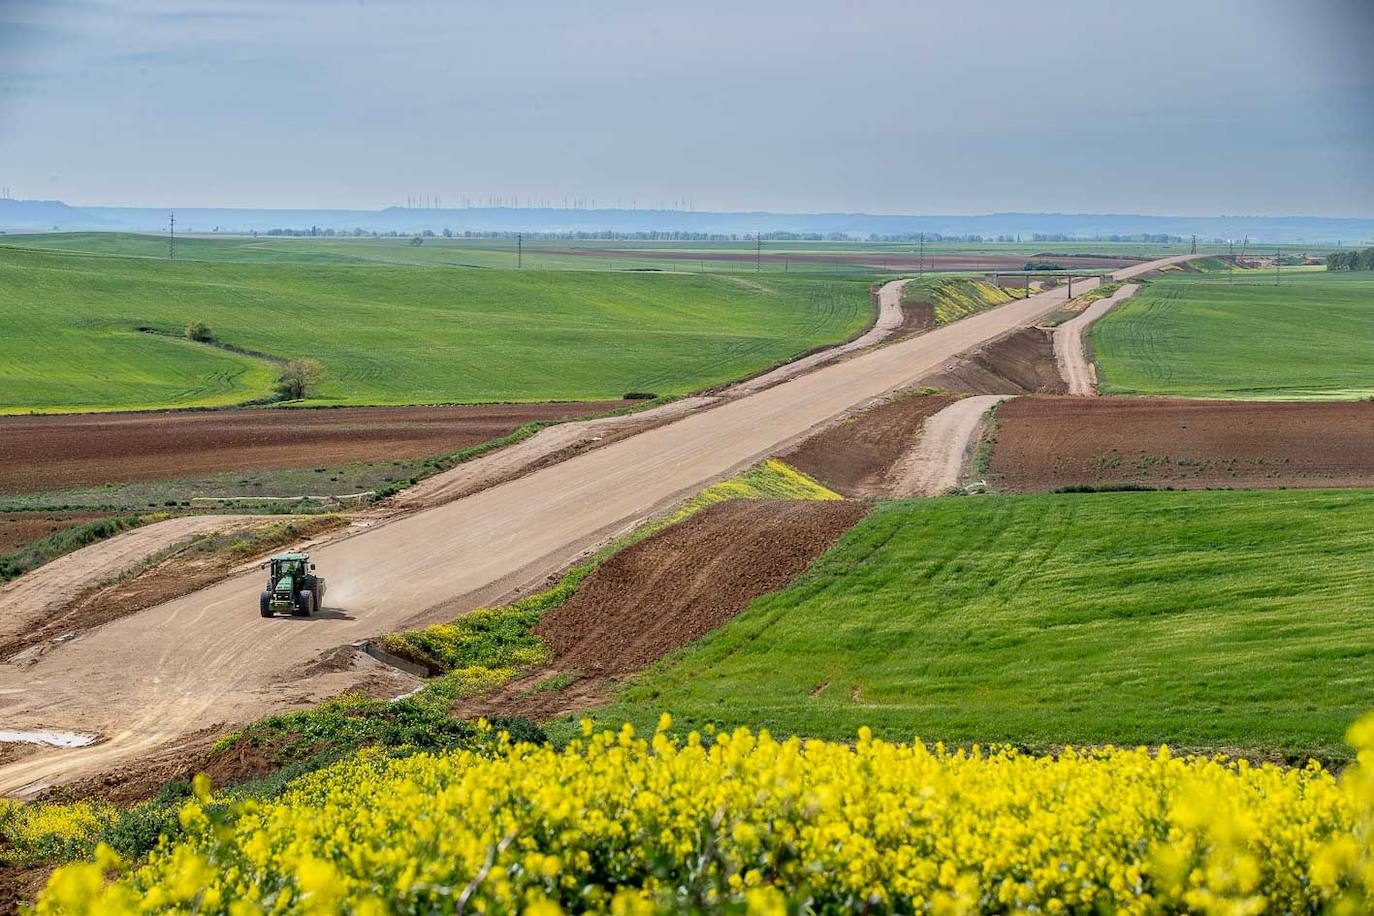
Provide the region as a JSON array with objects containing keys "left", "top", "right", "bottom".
[{"left": 259, "top": 552, "right": 326, "bottom": 618}]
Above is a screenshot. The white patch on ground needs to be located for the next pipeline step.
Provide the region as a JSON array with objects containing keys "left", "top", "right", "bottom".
[{"left": 0, "top": 729, "right": 98, "bottom": 748}]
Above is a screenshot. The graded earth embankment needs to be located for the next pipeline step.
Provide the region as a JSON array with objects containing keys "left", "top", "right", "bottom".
[
  {"left": 454, "top": 498, "right": 870, "bottom": 721},
  {"left": 918, "top": 328, "right": 1067, "bottom": 395},
  {"left": 988, "top": 398, "right": 1374, "bottom": 491},
  {"left": 537, "top": 499, "right": 869, "bottom": 675},
  {"left": 0, "top": 403, "right": 622, "bottom": 495},
  {"left": 781, "top": 393, "right": 956, "bottom": 496}
]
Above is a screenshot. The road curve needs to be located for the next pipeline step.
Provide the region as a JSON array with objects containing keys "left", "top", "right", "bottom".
[
  {"left": 1053, "top": 283, "right": 1140, "bottom": 396},
  {"left": 0, "top": 254, "right": 1199, "bottom": 795}
]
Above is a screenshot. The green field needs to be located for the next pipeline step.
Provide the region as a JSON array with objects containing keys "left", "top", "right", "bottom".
[
  {"left": 0, "top": 245, "right": 870, "bottom": 412},
  {"left": 3, "top": 231, "right": 1227, "bottom": 272},
  {"left": 597, "top": 489, "right": 1374, "bottom": 760},
  {"left": 1090, "top": 272, "right": 1374, "bottom": 399}
]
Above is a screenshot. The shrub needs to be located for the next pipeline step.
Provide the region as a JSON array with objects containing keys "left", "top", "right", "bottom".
[
  {"left": 184, "top": 322, "right": 213, "bottom": 342},
  {"left": 273, "top": 358, "right": 325, "bottom": 401}
]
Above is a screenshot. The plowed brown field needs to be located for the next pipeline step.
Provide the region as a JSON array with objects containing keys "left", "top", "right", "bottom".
[
  {"left": 0, "top": 403, "right": 623, "bottom": 494},
  {"left": 989, "top": 398, "right": 1374, "bottom": 491}
]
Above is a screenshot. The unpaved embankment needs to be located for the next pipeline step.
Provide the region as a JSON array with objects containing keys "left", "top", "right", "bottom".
[
  {"left": 1053, "top": 283, "right": 1139, "bottom": 396},
  {"left": 890, "top": 396, "right": 1010, "bottom": 496}
]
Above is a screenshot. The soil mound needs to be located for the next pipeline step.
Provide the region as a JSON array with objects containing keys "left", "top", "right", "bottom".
[
  {"left": 919, "top": 328, "right": 1067, "bottom": 395},
  {"left": 781, "top": 394, "right": 955, "bottom": 496},
  {"left": 990, "top": 398, "right": 1374, "bottom": 492}
]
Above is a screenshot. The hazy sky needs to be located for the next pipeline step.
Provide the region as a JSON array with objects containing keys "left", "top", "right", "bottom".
[{"left": 2, "top": 0, "right": 1371, "bottom": 216}]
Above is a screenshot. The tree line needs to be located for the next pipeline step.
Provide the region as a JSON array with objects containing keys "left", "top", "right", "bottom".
[{"left": 1326, "top": 248, "right": 1374, "bottom": 271}]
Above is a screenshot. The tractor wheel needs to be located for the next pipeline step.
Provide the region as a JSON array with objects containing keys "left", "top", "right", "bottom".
[
  {"left": 294, "top": 590, "right": 315, "bottom": 617},
  {"left": 260, "top": 592, "right": 272, "bottom": 618}
]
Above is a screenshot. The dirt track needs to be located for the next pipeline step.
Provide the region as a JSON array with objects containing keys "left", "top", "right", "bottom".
[
  {"left": 891, "top": 396, "right": 1010, "bottom": 496},
  {"left": 988, "top": 398, "right": 1374, "bottom": 492},
  {"left": 0, "top": 403, "right": 621, "bottom": 495},
  {"left": 1053, "top": 283, "right": 1139, "bottom": 396},
  {"left": 0, "top": 253, "right": 1200, "bottom": 795}
]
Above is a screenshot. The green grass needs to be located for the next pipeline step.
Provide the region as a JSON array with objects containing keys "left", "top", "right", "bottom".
[
  {"left": 5, "top": 231, "right": 1228, "bottom": 270},
  {"left": 1090, "top": 272, "right": 1374, "bottom": 399},
  {"left": 0, "top": 245, "right": 869, "bottom": 413},
  {"left": 594, "top": 489, "right": 1374, "bottom": 761}
]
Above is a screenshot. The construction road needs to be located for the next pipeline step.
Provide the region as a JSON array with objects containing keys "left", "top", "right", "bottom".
[{"left": 0, "top": 254, "right": 1198, "bottom": 795}]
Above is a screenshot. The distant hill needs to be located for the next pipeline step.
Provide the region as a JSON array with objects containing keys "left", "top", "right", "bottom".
[{"left": 1, "top": 197, "right": 1370, "bottom": 243}]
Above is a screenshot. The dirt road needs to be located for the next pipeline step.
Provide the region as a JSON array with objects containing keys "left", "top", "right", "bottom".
[
  {"left": 0, "top": 254, "right": 1198, "bottom": 795},
  {"left": 891, "top": 396, "right": 1010, "bottom": 496},
  {"left": 1052, "top": 283, "right": 1139, "bottom": 396}
]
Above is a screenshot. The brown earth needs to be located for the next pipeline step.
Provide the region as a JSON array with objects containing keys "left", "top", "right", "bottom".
[
  {"left": 989, "top": 398, "right": 1374, "bottom": 492},
  {"left": 0, "top": 512, "right": 116, "bottom": 554},
  {"left": 0, "top": 403, "right": 624, "bottom": 495},
  {"left": 455, "top": 499, "right": 869, "bottom": 721},
  {"left": 896, "top": 300, "right": 936, "bottom": 335},
  {"left": 781, "top": 393, "right": 957, "bottom": 496},
  {"left": 532, "top": 248, "right": 1141, "bottom": 272},
  {"left": 918, "top": 328, "right": 1068, "bottom": 396}
]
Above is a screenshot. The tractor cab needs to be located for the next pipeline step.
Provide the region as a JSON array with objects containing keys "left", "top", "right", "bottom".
[{"left": 259, "top": 551, "right": 326, "bottom": 618}]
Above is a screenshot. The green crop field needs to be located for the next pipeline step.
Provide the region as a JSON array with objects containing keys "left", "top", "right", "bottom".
[
  {"left": 0, "top": 245, "right": 870, "bottom": 413},
  {"left": 597, "top": 489, "right": 1374, "bottom": 760},
  {"left": 1090, "top": 272, "right": 1374, "bottom": 399},
  {"left": 4, "top": 231, "right": 1230, "bottom": 272}
]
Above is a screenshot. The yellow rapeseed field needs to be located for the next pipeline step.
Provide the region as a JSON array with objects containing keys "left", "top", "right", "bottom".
[{"left": 29, "top": 714, "right": 1374, "bottom": 914}]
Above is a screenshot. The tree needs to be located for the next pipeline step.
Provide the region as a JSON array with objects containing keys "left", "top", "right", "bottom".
[
  {"left": 185, "top": 322, "right": 213, "bottom": 342},
  {"left": 274, "top": 359, "right": 325, "bottom": 401}
]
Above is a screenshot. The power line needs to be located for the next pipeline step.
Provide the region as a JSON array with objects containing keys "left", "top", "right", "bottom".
[{"left": 168, "top": 212, "right": 175, "bottom": 260}]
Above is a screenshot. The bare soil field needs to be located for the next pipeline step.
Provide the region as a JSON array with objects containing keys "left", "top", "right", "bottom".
[
  {"left": 532, "top": 248, "right": 1141, "bottom": 271},
  {"left": 781, "top": 393, "right": 956, "bottom": 496},
  {"left": 0, "top": 403, "right": 623, "bottom": 495},
  {"left": 455, "top": 499, "right": 869, "bottom": 721},
  {"left": 919, "top": 328, "right": 1068, "bottom": 395},
  {"left": 988, "top": 398, "right": 1374, "bottom": 492},
  {"left": 0, "top": 512, "right": 115, "bottom": 553}
]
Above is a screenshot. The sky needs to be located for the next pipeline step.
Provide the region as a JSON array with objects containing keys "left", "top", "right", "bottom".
[{"left": 1, "top": 0, "right": 1372, "bottom": 216}]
